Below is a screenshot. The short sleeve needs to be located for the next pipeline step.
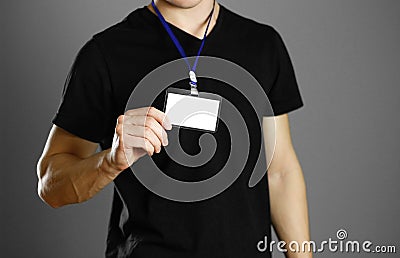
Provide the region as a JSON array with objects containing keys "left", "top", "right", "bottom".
[
  {"left": 52, "top": 38, "right": 114, "bottom": 144},
  {"left": 267, "top": 29, "right": 304, "bottom": 116}
]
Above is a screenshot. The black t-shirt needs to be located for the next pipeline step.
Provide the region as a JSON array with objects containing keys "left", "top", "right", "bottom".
[{"left": 53, "top": 5, "right": 303, "bottom": 258}]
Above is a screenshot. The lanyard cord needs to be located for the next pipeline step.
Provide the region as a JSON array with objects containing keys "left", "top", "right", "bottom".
[{"left": 151, "top": 0, "right": 216, "bottom": 90}]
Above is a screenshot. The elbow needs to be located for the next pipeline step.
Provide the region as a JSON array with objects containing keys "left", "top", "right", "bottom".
[
  {"left": 267, "top": 166, "right": 306, "bottom": 194},
  {"left": 268, "top": 153, "right": 303, "bottom": 182},
  {"left": 37, "top": 183, "right": 64, "bottom": 209},
  {"left": 267, "top": 167, "right": 287, "bottom": 186},
  {"left": 36, "top": 158, "right": 64, "bottom": 209},
  {"left": 267, "top": 164, "right": 303, "bottom": 186}
]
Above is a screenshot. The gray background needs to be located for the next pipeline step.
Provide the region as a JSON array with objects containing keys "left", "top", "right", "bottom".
[{"left": 1, "top": 0, "right": 399, "bottom": 257}]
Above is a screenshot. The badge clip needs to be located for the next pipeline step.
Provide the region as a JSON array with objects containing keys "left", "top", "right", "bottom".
[{"left": 189, "top": 71, "right": 199, "bottom": 96}]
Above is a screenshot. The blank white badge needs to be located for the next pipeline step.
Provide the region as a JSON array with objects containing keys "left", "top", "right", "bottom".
[{"left": 164, "top": 88, "right": 222, "bottom": 132}]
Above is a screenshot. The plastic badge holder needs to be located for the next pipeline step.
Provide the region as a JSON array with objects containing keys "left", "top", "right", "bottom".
[{"left": 163, "top": 87, "right": 222, "bottom": 132}]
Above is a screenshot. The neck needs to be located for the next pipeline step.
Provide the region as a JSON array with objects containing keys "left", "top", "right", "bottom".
[{"left": 148, "top": 0, "right": 220, "bottom": 39}]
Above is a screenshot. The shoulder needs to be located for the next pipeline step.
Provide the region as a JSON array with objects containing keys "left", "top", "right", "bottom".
[
  {"left": 88, "top": 7, "right": 149, "bottom": 50},
  {"left": 220, "top": 5, "right": 280, "bottom": 41}
]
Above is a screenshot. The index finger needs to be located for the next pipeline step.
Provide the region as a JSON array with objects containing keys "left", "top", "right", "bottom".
[
  {"left": 125, "top": 107, "right": 171, "bottom": 130},
  {"left": 146, "top": 107, "right": 172, "bottom": 130}
]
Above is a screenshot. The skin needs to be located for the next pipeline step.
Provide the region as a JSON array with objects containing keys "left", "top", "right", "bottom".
[
  {"left": 37, "top": 1, "right": 311, "bottom": 257},
  {"left": 148, "top": 0, "right": 220, "bottom": 39},
  {"left": 37, "top": 107, "right": 172, "bottom": 206},
  {"left": 264, "top": 115, "right": 312, "bottom": 258}
]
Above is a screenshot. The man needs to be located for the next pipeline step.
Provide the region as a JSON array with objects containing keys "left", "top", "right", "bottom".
[{"left": 37, "top": 0, "right": 311, "bottom": 257}]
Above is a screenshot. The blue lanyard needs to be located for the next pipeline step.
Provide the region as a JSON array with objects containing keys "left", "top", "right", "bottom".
[{"left": 151, "top": 0, "right": 216, "bottom": 93}]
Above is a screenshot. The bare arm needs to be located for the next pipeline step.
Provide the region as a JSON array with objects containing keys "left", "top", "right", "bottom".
[
  {"left": 37, "top": 107, "right": 171, "bottom": 208},
  {"left": 37, "top": 126, "right": 118, "bottom": 208},
  {"left": 263, "top": 114, "right": 311, "bottom": 258}
]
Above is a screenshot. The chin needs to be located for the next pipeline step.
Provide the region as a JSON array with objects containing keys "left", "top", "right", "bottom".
[{"left": 164, "top": 0, "right": 206, "bottom": 9}]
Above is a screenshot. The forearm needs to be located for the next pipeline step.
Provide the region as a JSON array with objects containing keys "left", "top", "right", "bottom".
[
  {"left": 37, "top": 148, "right": 120, "bottom": 208},
  {"left": 269, "top": 166, "right": 311, "bottom": 258}
]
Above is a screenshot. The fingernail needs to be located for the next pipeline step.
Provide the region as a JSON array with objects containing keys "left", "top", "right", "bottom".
[
  {"left": 163, "top": 138, "right": 168, "bottom": 146},
  {"left": 162, "top": 133, "right": 168, "bottom": 145},
  {"left": 164, "top": 117, "right": 172, "bottom": 130}
]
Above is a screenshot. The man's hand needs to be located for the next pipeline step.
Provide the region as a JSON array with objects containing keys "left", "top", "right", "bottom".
[
  {"left": 37, "top": 107, "right": 171, "bottom": 208},
  {"left": 108, "top": 107, "right": 172, "bottom": 172}
]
